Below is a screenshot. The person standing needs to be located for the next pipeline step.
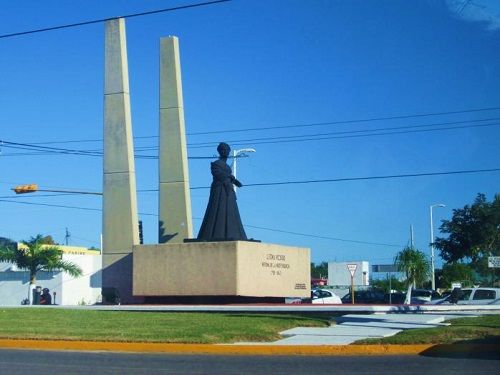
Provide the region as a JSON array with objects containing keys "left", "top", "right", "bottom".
[{"left": 39, "top": 288, "right": 52, "bottom": 305}]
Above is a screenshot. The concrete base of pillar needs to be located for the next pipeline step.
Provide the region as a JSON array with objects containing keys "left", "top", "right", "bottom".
[
  {"left": 132, "top": 241, "right": 310, "bottom": 299},
  {"left": 102, "top": 253, "right": 144, "bottom": 304}
]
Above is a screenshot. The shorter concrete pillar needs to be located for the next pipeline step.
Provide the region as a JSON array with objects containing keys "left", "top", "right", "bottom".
[{"left": 158, "top": 36, "right": 193, "bottom": 243}]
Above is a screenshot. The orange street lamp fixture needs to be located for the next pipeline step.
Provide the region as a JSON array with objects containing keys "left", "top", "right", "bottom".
[
  {"left": 12, "top": 184, "right": 38, "bottom": 194},
  {"left": 12, "top": 184, "right": 102, "bottom": 195}
]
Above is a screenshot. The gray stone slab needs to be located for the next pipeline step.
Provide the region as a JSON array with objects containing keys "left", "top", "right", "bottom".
[
  {"left": 272, "top": 335, "right": 374, "bottom": 345},
  {"left": 272, "top": 313, "right": 451, "bottom": 345},
  {"left": 280, "top": 326, "right": 400, "bottom": 338},
  {"left": 336, "top": 314, "right": 448, "bottom": 330}
]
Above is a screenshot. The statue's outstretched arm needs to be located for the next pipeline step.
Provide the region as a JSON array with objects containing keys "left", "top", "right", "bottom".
[{"left": 231, "top": 175, "right": 243, "bottom": 188}]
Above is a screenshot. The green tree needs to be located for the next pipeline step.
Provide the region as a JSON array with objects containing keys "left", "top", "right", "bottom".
[
  {"left": 394, "top": 246, "right": 430, "bottom": 303},
  {"left": 0, "top": 237, "right": 17, "bottom": 250},
  {"left": 439, "top": 262, "right": 475, "bottom": 289},
  {"left": 0, "top": 234, "right": 82, "bottom": 304},
  {"left": 370, "top": 276, "right": 405, "bottom": 293},
  {"left": 38, "top": 235, "right": 57, "bottom": 245},
  {"left": 310, "top": 261, "right": 328, "bottom": 279},
  {"left": 434, "top": 193, "right": 499, "bottom": 278}
]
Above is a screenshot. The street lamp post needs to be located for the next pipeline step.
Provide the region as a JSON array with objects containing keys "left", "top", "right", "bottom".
[
  {"left": 430, "top": 203, "right": 445, "bottom": 290},
  {"left": 231, "top": 148, "right": 256, "bottom": 190}
]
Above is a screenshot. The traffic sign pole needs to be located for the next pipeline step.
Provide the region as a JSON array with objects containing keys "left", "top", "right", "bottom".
[
  {"left": 351, "top": 275, "right": 355, "bottom": 304},
  {"left": 347, "top": 264, "right": 358, "bottom": 305}
]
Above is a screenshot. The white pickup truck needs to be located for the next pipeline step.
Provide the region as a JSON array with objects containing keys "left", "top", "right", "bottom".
[{"left": 427, "top": 287, "right": 500, "bottom": 305}]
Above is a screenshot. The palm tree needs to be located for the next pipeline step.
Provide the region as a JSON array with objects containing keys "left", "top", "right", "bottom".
[
  {"left": 394, "top": 245, "right": 430, "bottom": 304},
  {"left": 0, "top": 234, "right": 83, "bottom": 304}
]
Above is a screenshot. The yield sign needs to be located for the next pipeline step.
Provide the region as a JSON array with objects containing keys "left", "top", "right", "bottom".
[{"left": 347, "top": 264, "right": 357, "bottom": 277}]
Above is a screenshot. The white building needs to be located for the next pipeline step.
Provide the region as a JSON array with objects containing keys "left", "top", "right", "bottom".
[
  {"left": 328, "top": 261, "right": 370, "bottom": 286},
  {"left": 0, "top": 245, "right": 102, "bottom": 306}
]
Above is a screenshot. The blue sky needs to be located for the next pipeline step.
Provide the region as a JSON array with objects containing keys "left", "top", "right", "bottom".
[{"left": 1, "top": 0, "right": 499, "bottom": 270}]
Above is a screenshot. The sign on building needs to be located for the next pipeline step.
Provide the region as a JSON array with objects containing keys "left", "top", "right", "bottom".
[
  {"left": 488, "top": 256, "right": 500, "bottom": 268},
  {"left": 372, "top": 264, "right": 398, "bottom": 273}
]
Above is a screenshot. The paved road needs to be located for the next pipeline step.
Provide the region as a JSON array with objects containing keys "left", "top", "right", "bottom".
[{"left": 0, "top": 349, "right": 498, "bottom": 375}]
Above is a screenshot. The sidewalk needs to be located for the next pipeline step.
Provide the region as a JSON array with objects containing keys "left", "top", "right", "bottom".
[{"left": 267, "top": 313, "right": 455, "bottom": 345}]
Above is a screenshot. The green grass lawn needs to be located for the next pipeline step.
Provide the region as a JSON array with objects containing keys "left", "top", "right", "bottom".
[
  {"left": 354, "top": 314, "right": 500, "bottom": 345},
  {"left": 0, "top": 308, "right": 329, "bottom": 344},
  {"left": 2, "top": 309, "right": 498, "bottom": 345}
]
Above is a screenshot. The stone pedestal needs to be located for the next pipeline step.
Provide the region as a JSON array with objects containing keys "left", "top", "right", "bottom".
[{"left": 133, "top": 241, "right": 310, "bottom": 298}]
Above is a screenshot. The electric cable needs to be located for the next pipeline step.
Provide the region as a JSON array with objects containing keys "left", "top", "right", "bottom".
[
  {"left": 18, "top": 106, "right": 500, "bottom": 146},
  {"left": 0, "top": 0, "right": 231, "bottom": 39},
  {"left": 3, "top": 118, "right": 499, "bottom": 157},
  {"left": 191, "top": 167, "right": 500, "bottom": 189},
  {"left": 0, "top": 199, "right": 403, "bottom": 247}
]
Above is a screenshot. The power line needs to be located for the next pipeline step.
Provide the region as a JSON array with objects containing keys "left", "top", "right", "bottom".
[
  {"left": 3, "top": 167, "right": 498, "bottom": 244},
  {"left": 0, "top": 141, "right": 102, "bottom": 157},
  {"left": 243, "top": 224, "right": 402, "bottom": 247},
  {"left": 0, "top": 199, "right": 157, "bottom": 217},
  {"left": 186, "top": 117, "right": 500, "bottom": 147},
  {"left": 125, "top": 167, "right": 500, "bottom": 191},
  {"left": 3, "top": 167, "right": 496, "bottom": 194},
  {"left": 235, "top": 168, "right": 500, "bottom": 189},
  {"left": 16, "top": 106, "right": 500, "bottom": 146},
  {"left": 0, "top": 140, "right": 220, "bottom": 159},
  {"left": 3, "top": 118, "right": 499, "bottom": 158},
  {"left": 0, "top": 199, "right": 102, "bottom": 213},
  {"left": 0, "top": 193, "right": 77, "bottom": 199},
  {"left": 186, "top": 106, "right": 500, "bottom": 135},
  {"left": 186, "top": 121, "right": 500, "bottom": 149},
  {"left": 0, "top": 0, "right": 231, "bottom": 39},
  {"left": 0, "top": 199, "right": 402, "bottom": 247}
]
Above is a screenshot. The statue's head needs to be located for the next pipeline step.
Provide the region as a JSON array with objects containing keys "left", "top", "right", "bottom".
[{"left": 217, "top": 142, "right": 231, "bottom": 158}]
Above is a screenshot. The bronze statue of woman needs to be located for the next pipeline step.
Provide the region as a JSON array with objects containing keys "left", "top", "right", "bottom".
[{"left": 197, "top": 142, "right": 248, "bottom": 241}]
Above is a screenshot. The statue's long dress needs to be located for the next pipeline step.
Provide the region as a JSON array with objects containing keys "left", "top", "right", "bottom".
[{"left": 197, "top": 159, "right": 247, "bottom": 240}]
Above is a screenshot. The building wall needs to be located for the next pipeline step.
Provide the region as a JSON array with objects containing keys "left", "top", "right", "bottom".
[
  {"left": 0, "top": 252, "right": 102, "bottom": 306},
  {"left": 60, "top": 254, "right": 102, "bottom": 305},
  {"left": 0, "top": 264, "right": 60, "bottom": 305},
  {"left": 328, "top": 261, "right": 370, "bottom": 286}
]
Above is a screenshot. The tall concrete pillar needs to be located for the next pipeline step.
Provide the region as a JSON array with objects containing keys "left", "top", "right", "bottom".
[
  {"left": 102, "top": 18, "right": 141, "bottom": 303},
  {"left": 158, "top": 36, "right": 193, "bottom": 243}
]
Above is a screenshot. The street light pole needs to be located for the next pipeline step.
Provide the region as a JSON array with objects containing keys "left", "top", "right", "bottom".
[
  {"left": 430, "top": 203, "right": 445, "bottom": 290},
  {"left": 231, "top": 148, "right": 256, "bottom": 190}
]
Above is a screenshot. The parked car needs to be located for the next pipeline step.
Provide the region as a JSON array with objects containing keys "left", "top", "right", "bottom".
[
  {"left": 341, "top": 290, "right": 386, "bottom": 304},
  {"left": 384, "top": 292, "right": 406, "bottom": 304},
  {"left": 285, "top": 289, "right": 342, "bottom": 304},
  {"left": 426, "top": 287, "right": 500, "bottom": 305},
  {"left": 311, "top": 289, "right": 342, "bottom": 304},
  {"left": 410, "top": 289, "right": 442, "bottom": 304}
]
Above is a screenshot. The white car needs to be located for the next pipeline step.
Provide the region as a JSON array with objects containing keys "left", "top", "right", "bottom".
[
  {"left": 410, "top": 289, "right": 442, "bottom": 304},
  {"left": 426, "top": 287, "right": 500, "bottom": 305},
  {"left": 311, "top": 289, "right": 342, "bottom": 304}
]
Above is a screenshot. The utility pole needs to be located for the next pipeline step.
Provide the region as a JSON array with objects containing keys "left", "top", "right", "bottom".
[
  {"left": 430, "top": 204, "right": 445, "bottom": 290},
  {"left": 65, "top": 227, "right": 70, "bottom": 246}
]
